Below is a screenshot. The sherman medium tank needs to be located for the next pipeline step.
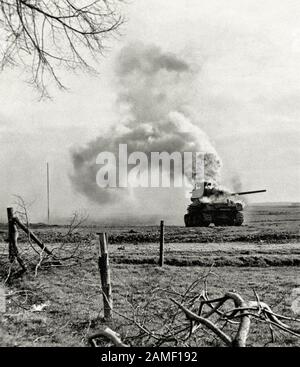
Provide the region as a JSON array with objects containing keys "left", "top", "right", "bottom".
[{"left": 184, "top": 182, "right": 266, "bottom": 227}]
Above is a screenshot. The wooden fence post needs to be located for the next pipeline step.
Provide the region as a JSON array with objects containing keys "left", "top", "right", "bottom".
[
  {"left": 98, "top": 233, "right": 113, "bottom": 320},
  {"left": 159, "top": 220, "right": 164, "bottom": 267},
  {"left": 7, "top": 207, "right": 26, "bottom": 272}
]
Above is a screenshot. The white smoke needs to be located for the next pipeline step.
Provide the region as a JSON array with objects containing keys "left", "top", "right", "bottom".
[{"left": 70, "top": 43, "right": 222, "bottom": 213}]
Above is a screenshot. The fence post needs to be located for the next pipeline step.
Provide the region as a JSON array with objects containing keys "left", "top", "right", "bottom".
[
  {"left": 98, "top": 233, "right": 113, "bottom": 320},
  {"left": 7, "top": 207, "right": 18, "bottom": 262},
  {"left": 159, "top": 220, "right": 164, "bottom": 266},
  {"left": 6, "top": 207, "right": 26, "bottom": 272}
]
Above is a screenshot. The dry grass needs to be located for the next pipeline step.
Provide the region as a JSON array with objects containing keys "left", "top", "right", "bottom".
[
  {"left": 0, "top": 203, "right": 299, "bottom": 347},
  {"left": 0, "top": 254, "right": 299, "bottom": 346}
]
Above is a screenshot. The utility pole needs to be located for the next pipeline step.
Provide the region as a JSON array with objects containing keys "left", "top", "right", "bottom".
[{"left": 47, "top": 162, "right": 50, "bottom": 224}]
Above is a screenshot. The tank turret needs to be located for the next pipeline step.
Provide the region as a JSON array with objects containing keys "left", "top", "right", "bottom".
[{"left": 184, "top": 182, "right": 266, "bottom": 227}]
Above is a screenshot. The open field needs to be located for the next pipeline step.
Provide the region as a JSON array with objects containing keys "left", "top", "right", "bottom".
[
  {"left": 1, "top": 204, "right": 298, "bottom": 243},
  {"left": 0, "top": 204, "right": 299, "bottom": 347},
  {"left": 0, "top": 265, "right": 299, "bottom": 347}
]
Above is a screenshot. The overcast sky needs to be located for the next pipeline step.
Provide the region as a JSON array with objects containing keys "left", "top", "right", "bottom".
[{"left": 0, "top": 0, "right": 299, "bottom": 222}]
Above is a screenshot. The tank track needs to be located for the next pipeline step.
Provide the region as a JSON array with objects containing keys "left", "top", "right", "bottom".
[{"left": 184, "top": 211, "right": 244, "bottom": 227}]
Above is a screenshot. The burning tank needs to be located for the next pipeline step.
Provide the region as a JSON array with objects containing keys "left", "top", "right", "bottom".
[{"left": 184, "top": 182, "right": 266, "bottom": 227}]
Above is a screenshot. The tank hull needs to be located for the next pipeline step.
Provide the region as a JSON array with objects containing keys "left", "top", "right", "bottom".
[{"left": 184, "top": 202, "right": 244, "bottom": 227}]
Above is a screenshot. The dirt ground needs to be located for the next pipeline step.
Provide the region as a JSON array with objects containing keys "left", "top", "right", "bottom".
[{"left": 0, "top": 204, "right": 299, "bottom": 347}]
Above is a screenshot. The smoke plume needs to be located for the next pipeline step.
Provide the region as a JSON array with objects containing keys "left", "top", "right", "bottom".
[{"left": 70, "top": 43, "right": 222, "bottom": 212}]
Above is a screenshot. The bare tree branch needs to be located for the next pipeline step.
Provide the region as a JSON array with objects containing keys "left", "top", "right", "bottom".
[
  {"left": 91, "top": 271, "right": 300, "bottom": 347},
  {"left": 0, "top": 0, "right": 124, "bottom": 96}
]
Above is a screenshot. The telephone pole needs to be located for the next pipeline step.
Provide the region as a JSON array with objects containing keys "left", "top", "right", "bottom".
[{"left": 47, "top": 162, "right": 50, "bottom": 224}]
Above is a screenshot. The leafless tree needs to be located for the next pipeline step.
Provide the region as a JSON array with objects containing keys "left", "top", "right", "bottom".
[
  {"left": 13, "top": 195, "right": 34, "bottom": 235},
  {"left": 12, "top": 195, "right": 47, "bottom": 276},
  {"left": 65, "top": 209, "right": 89, "bottom": 237},
  {"left": 0, "top": 0, "right": 124, "bottom": 96}
]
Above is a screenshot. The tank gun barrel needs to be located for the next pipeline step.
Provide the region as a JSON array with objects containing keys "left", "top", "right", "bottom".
[{"left": 231, "top": 189, "right": 267, "bottom": 196}]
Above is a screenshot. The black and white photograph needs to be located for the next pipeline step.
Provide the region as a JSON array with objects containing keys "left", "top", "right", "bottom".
[{"left": 0, "top": 0, "right": 299, "bottom": 353}]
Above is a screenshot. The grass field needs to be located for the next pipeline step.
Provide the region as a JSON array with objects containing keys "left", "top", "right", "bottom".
[{"left": 0, "top": 204, "right": 299, "bottom": 347}]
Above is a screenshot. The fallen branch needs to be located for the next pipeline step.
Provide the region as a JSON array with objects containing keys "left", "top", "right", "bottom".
[
  {"left": 171, "top": 291, "right": 300, "bottom": 347},
  {"left": 88, "top": 327, "right": 129, "bottom": 347}
]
